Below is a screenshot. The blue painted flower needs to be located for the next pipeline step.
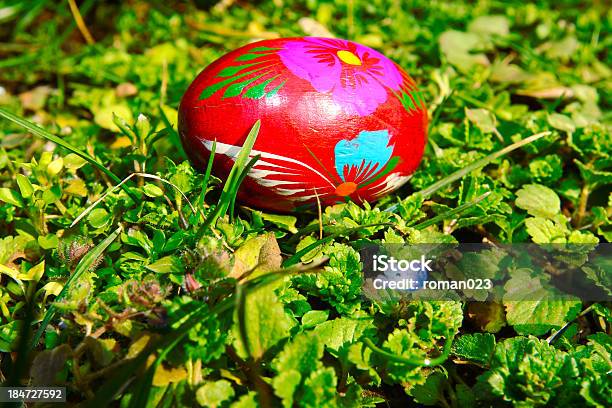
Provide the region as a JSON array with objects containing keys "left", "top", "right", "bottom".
[{"left": 332, "top": 130, "right": 397, "bottom": 196}]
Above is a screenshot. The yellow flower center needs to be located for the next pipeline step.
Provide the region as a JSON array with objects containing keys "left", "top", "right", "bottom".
[{"left": 337, "top": 50, "right": 362, "bottom": 66}]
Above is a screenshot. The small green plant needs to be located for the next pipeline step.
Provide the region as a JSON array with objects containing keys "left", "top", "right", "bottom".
[{"left": 0, "top": 1, "right": 609, "bottom": 407}]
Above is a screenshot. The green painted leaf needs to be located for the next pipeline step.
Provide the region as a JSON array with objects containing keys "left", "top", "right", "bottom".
[
  {"left": 359, "top": 156, "right": 400, "bottom": 188},
  {"left": 199, "top": 77, "right": 237, "bottom": 100},
  {"left": 249, "top": 46, "right": 281, "bottom": 52},
  {"left": 222, "top": 73, "right": 266, "bottom": 99},
  {"left": 399, "top": 90, "right": 416, "bottom": 111},
  {"left": 217, "top": 63, "right": 255, "bottom": 78},
  {"left": 243, "top": 76, "right": 277, "bottom": 99},
  {"left": 412, "top": 90, "right": 426, "bottom": 108},
  {"left": 199, "top": 68, "right": 262, "bottom": 100},
  {"left": 266, "top": 80, "right": 286, "bottom": 98},
  {"left": 235, "top": 52, "right": 273, "bottom": 61}
]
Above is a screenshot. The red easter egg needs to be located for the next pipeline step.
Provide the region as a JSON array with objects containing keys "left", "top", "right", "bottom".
[{"left": 179, "top": 37, "right": 427, "bottom": 212}]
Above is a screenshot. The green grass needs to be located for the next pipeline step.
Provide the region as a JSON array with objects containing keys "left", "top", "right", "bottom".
[{"left": 0, "top": 1, "right": 610, "bottom": 407}]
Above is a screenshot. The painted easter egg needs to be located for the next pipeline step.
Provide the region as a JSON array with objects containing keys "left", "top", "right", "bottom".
[{"left": 179, "top": 37, "right": 427, "bottom": 212}]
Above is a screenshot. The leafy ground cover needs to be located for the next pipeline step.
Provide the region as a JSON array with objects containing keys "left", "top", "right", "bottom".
[{"left": 0, "top": 0, "right": 610, "bottom": 407}]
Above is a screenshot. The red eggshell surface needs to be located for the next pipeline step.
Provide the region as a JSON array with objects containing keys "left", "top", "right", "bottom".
[{"left": 179, "top": 37, "right": 427, "bottom": 212}]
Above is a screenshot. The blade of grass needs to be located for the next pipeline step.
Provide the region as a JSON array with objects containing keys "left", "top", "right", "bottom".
[
  {"left": 0, "top": 108, "right": 138, "bottom": 202},
  {"left": 284, "top": 222, "right": 330, "bottom": 246},
  {"left": 428, "top": 90, "right": 453, "bottom": 134},
  {"left": 159, "top": 106, "right": 187, "bottom": 160},
  {"left": 217, "top": 120, "right": 261, "bottom": 217},
  {"left": 418, "top": 131, "right": 551, "bottom": 199},
  {"left": 67, "top": 0, "right": 95, "bottom": 44},
  {"left": 412, "top": 192, "right": 491, "bottom": 230},
  {"left": 198, "top": 120, "right": 260, "bottom": 232},
  {"left": 70, "top": 174, "right": 136, "bottom": 228},
  {"left": 29, "top": 226, "right": 122, "bottom": 349},
  {"left": 546, "top": 304, "right": 596, "bottom": 345},
  {"left": 198, "top": 139, "right": 217, "bottom": 208},
  {"left": 15, "top": 0, "right": 49, "bottom": 32},
  {"left": 229, "top": 154, "right": 260, "bottom": 221}
]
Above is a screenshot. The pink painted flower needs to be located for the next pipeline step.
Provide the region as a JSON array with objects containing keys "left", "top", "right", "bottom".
[{"left": 278, "top": 37, "right": 403, "bottom": 116}]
